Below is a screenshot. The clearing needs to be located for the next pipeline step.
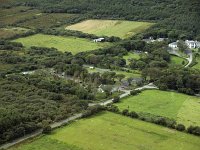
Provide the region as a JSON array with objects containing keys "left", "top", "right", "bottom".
[
  {"left": 0, "top": 27, "right": 30, "bottom": 39},
  {"left": 65, "top": 20, "right": 154, "bottom": 39},
  {"left": 170, "top": 55, "right": 186, "bottom": 66},
  {"left": 192, "top": 56, "right": 200, "bottom": 69},
  {"left": 123, "top": 52, "right": 141, "bottom": 65},
  {"left": 116, "top": 90, "right": 200, "bottom": 127},
  {"left": 13, "top": 34, "right": 109, "bottom": 54},
  {"left": 9, "top": 112, "right": 200, "bottom": 150}
]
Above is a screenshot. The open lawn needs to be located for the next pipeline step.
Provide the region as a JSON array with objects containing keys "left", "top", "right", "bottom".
[
  {"left": 66, "top": 20, "right": 154, "bottom": 39},
  {"left": 116, "top": 90, "right": 200, "bottom": 127},
  {"left": 13, "top": 34, "right": 109, "bottom": 54},
  {"left": 9, "top": 112, "right": 200, "bottom": 150},
  {"left": 170, "top": 55, "right": 186, "bottom": 66},
  {"left": 192, "top": 57, "right": 200, "bottom": 70},
  {"left": 123, "top": 52, "right": 140, "bottom": 64}
]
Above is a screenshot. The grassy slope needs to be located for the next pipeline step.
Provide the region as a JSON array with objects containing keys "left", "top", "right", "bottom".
[
  {"left": 192, "top": 57, "right": 200, "bottom": 69},
  {"left": 66, "top": 20, "right": 154, "bottom": 39},
  {"left": 13, "top": 34, "right": 108, "bottom": 54},
  {"left": 170, "top": 55, "right": 186, "bottom": 66},
  {"left": 116, "top": 90, "right": 200, "bottom": 127},
  {"left": 123, "top": 52, "right": 140, "bottom": 65},
  {"left": 9, "top": 112, "right": 200, "bottom": 150}
]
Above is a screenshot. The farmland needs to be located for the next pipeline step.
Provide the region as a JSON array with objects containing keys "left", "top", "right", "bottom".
[
  {"left": 116, "top": 90, "right": 200, "bottom": 127},
  {"left": 13, "top": 34, "right": 109, "bottom": 54},
  {"left": 66, "top": 20, "right": 154, "bottom": 39},
  {"left": 9, "top": 112, "right": 200, "bottom": 150}
]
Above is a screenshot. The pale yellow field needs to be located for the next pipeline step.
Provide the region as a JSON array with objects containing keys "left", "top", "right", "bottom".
[{"left": 66, "top": 20, "right": 154, "bottom": 39}]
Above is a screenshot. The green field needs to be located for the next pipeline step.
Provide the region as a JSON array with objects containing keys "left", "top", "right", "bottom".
[
  {"left": 86, "top": 67, "right": 141, "bottom": 78},
  {"left": 13, "top": 34, "right": 109, "bottom": 54},
  {"left": 116, "top": 90, "right": 200, "bottom": 127},
  {"left": 170, "top": 55, "right": 186, "bottom": 66},
  {"left": 9, "top": 112, "right": 200, "bottom": 150},
  {"left": 66, "top": 20, "right": 154, "bottom": 39},
  {"left": 193, "top": 57, "right": 200, "bottom": 69},
  {"left": 123, "top": 52, "right": 140, "bottom": 64}
]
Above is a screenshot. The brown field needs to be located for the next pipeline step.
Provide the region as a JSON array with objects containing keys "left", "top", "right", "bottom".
[
  {"left": 0, "top": 6, "right": 41, "bottom": 26},
  {"left": 18, "top": 13, "right": 76, "bottom": 29}
]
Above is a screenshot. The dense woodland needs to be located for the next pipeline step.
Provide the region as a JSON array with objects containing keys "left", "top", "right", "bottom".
[{"left": 0, "top": 0, "right": 200, "bottom": 145}]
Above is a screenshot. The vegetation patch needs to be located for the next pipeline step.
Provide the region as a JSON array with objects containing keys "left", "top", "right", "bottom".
[
  {"left": 123, "top": 52, "right": 140, "bottom": 65},
  {"left": 170, "top": 55, "right": 186, "bottom": 66},
  {"left": 0, "top": 27, "right": 30, "bottom": 39},
  {"left": 116, "top": 90, "right": 200, "bottom": 127},
  {"left": 66, "top": 20, "right": 154, "bottom": 39},
  {"left": 13, "top": 34, "right": 109, "bottom": 54},
  {"left": 18, "top": 13, "right": 76, "bottom": 29},
  {"left": 9, "top": 112, "right": 200, "bottom": 150}
]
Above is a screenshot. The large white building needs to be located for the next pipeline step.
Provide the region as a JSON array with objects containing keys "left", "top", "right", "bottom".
[{"left": 185, "top": 40, "right": 200, "bottom": 49}]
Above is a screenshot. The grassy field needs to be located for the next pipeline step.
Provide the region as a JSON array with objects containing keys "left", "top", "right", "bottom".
[
  {"left": 116, "top": 90, "right": 200, "bottom": 127},
  {"left": 13, "top": 34, "right": 109, "bottom": 54},
  {"left": 9, "top": 112, "right": 200, "bottom": 150},
  {"left": 18, "top": 13, "right": 75, "bottom": 29},
  {"left": 0, "top": 27, "right": 30, "bottom": 39},
  {"left": 123, "top": 52, "right": 140, "bottom": 64},
  {"left": 86, "top": 67, "right": 141, "bottom": 78},
  {"left": 66, "top": 20, "right": 154, "bottom": 39},
  {"left": 192, "top": 57, "right": 200, "bottom": 69},
  {"left": 170, "top": 55, "right": 186, "bottom": 66}
]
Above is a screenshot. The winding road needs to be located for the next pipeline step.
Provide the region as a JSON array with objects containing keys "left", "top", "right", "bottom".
[{"left": 0, "top": 83, "right": 158, "bottom": 150}]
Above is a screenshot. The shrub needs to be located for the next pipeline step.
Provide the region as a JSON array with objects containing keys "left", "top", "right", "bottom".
[
  {"left": 176, "top": 124, "right": 186, "bottom": 131},
  {"left": 187, "top": 126, "right": 200, "bottom": 136},
  {"left": 42, "top": 125, "right": 52, "bottom": 134},
  {"left": 112, "top": 96, "right": 120, "bottom": 103},
  {"left": 122, "top": 109, "right": 129, "bottom": 116},
  {"left": 129, "top": 111, "right": 139, "bottom": 118},
  {"left": 130, "top": 90, "right": 141, "bottom": 96}
]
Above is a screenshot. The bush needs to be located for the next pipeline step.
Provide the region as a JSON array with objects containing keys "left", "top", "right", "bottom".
[
  {"left": 112, "top": 96, "right": 120, "bottom": 103},
  {"left": 42, "top": 125, "right": 52, "bottom": 134},
  {"left": 176, "top": 124, "right": 185, "bottom": 131},
  {"left": 122, "top": 109, "right": 129, "bottom": 116},
  {"left": 187, "top": 126, "right": 200, "bottom": 136},
  {"left": 129, "top": 111, "right": 139, "bottom": 118},
  {"left": 106, "top": 105, "right": 120, "bottom": 113},
  {"left": 130, "top": 90, "right": 141, "bottom": 96},
  {"left": 82, "top": 105, "right": 105, "bottom": 118}
]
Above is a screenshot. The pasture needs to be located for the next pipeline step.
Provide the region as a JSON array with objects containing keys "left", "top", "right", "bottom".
[
  {"left": 65, "top": 20, "right": 154, "bottom": 39},
  {"left": 9, "top": 112, "right": 200, "bottom": 150},
  {"left": 116, "top": 90, "right": 200, "bottom": 127},
  {"left": 13, "top": 34, "right": 108, "bottom": 54}
]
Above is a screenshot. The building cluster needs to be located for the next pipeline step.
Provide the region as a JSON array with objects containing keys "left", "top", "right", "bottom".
[{"left": 168, "top": 40, "right": 200, "bottom": 49}]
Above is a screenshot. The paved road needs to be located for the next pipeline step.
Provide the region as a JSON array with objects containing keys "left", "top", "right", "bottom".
[
  {"left": 185, "top": 53, "right": 193, "bottom": 68},
  {"left": 0, "top": 83, "right": 158, "bottom": 149}
]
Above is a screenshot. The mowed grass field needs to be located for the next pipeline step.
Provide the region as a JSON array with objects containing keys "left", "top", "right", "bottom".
[
  {"left": 9, "top": 112, "right": 200, "bottom": 150},
  {"left": 14, "top": 34, "right": 109, "bottom": 54},
  {"left": 66, "top": 20, "right": 154, "bottom": 39},
  {"left": 116, "top": 90, "right": 200, "bottom": 127}
]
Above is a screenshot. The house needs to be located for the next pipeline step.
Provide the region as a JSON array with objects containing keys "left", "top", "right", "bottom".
[
  {"left": 185, "top": 40, "right": 200, "bottom": 49},
  {"left": 93, "top": 38, "right": 105, "bottom": 42},
  {"left": 168, "top": 41, "right": 178, "bottom": 49}
]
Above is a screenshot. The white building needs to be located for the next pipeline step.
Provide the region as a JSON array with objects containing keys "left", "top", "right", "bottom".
[
  {"left": 93, "top": 38, "right": 105, "bottom": 42},
  {"left": 168, "top": 41, "right": 178, "bottom": 49},
  {"left": 185, "top": 40, "right": 200, "bottom": 49}
]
